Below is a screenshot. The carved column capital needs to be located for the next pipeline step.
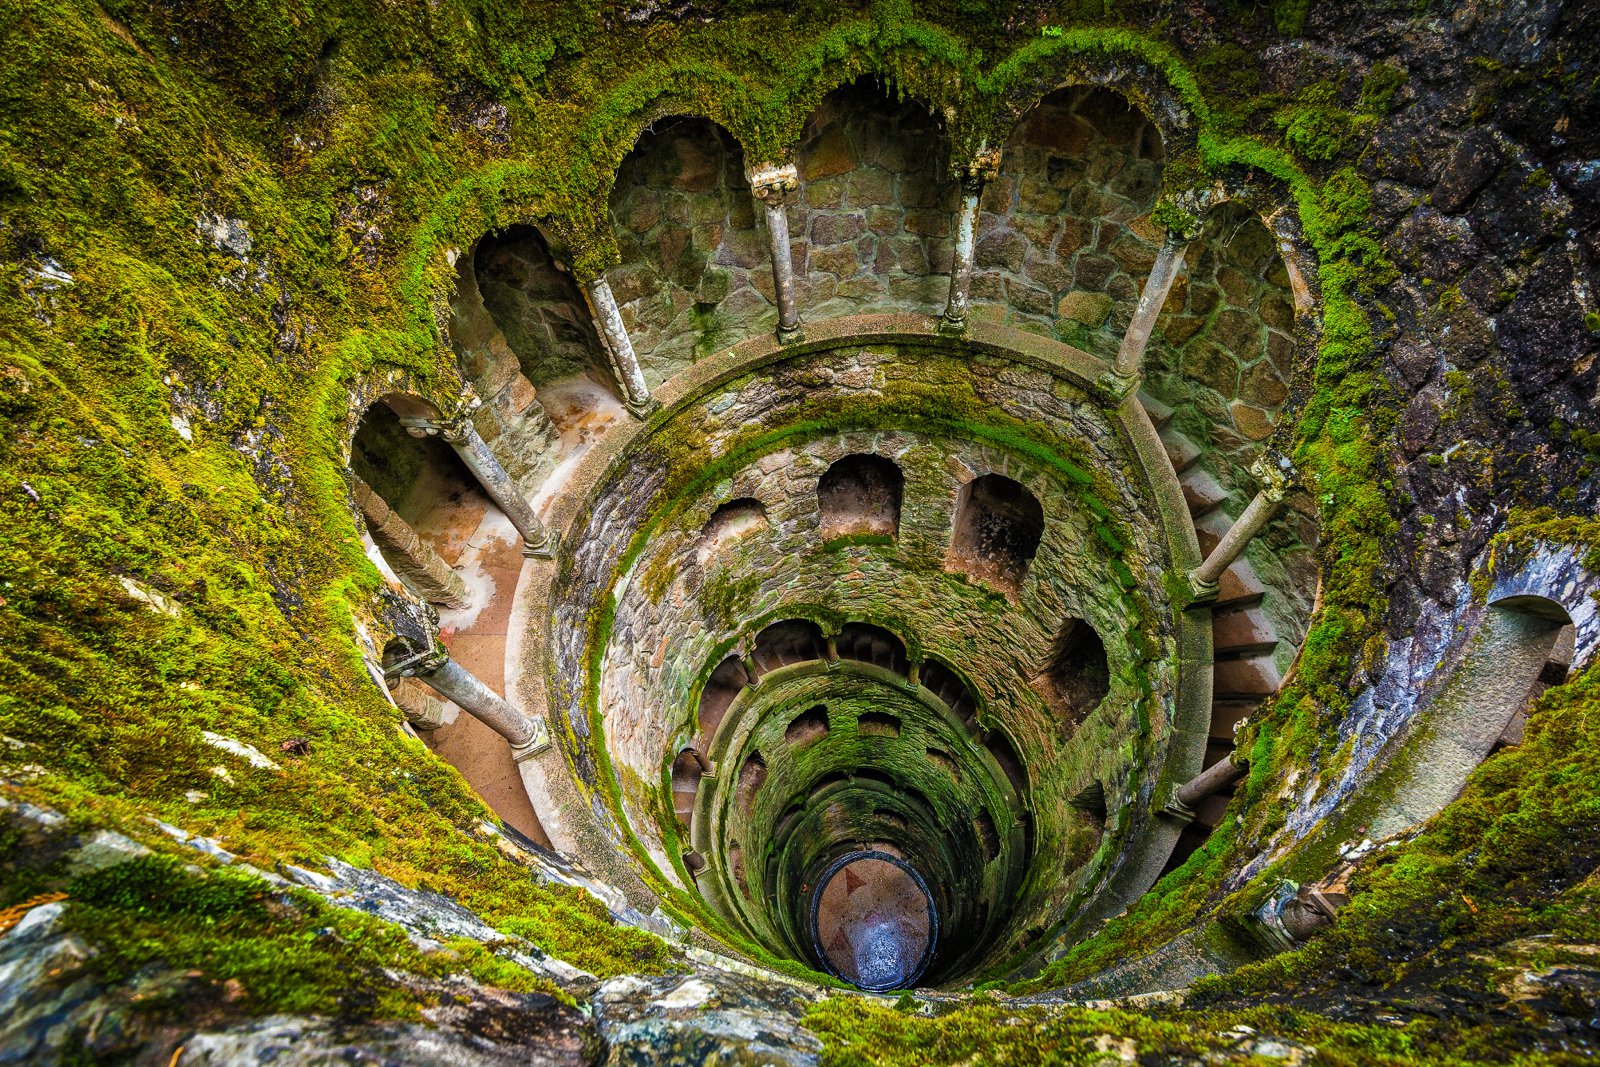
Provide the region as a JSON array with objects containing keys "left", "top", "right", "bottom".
[
  {"left": 954, "top": 147, "right": 1002, "bottom": 192},
  {"left": 748, "top": 162, "right": 801, "bottom": 205},
  {"left": 1250, "top": 453, "right": 1295, "bottom": 504}
]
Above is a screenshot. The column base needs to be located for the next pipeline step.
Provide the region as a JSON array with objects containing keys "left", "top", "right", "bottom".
[
  {"left": 1186, "top": 570, "right": 1221, "bottom": 603},
  {"left": 776, "top": 322, "right": 805, "bottom": 345},
  {"left": 625, "top": 395, "right": 661, "bottom": 420},
  {"left": 1094, "top": 368, "right": 1142, "bottom": 406},
  {"left": 936, "top": 312, "right": 967, "bottom": 335},
  {"left": 1161, "top": 796, "right": 1197, "bottom": 822},
  {"left": 522, "top": 534, "right": 558, "bottom": 560},
  {"left": 510, "top": 715, "right": 553, "bottom": 762}
]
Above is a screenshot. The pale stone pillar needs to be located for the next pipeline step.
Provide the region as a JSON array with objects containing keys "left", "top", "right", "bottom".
[
  {"left": 1189, "top": 457, "right": 1292, "bottom": 600},
  {"left": 940, "top": 149, "right": 1002, "bottom": 333},
  {"left": 582, "top": 275, "right": 656, "bottom": 418},
  {"left": 1100, "top": 233, "right": 1190, "bottom": 401},
  {"left": 1165, "top": 757, "right": 1248, "bottom": 818},
  {"left": 350, "top": 475, "right": 471, "bottom": 609},
  {"left": 904, "top": 659, "right": 921, "bottom": 691},
  {"left": 386, "top": 640, "right": 549, "bottom": 760},
  {"left": 749, "top": 163, "right": 803, "bottom": 342},
  {"left": 404, "top": 408, "right": 556, "bottom": 559}
]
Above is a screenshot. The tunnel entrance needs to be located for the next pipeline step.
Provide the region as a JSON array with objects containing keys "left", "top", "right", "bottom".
[{"left": 810, "top": 850, "right": 938, "bottom": 991}]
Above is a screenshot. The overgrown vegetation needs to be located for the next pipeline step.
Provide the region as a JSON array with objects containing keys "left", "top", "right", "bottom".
[{"left": 1, "top": 0, "right": 1595, "bottom": 1059}]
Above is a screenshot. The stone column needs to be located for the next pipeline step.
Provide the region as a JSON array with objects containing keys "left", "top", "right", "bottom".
[
  {"left": 749, "top": 163, "right": 803, "bottom": 343},
  {"left": 350, "top": 475, "right": 471, "bottom": 609},
  {"left": 940, "top": 148, "right": 1002, "bottom": 333},
  {"left": 582, "top": 275, "right": 657, "bottom": 419},
  {"left": 1165, "top": 757, "right": 1248, "bottom": 818},
  {"left": 1189, "top": 457, "right": 1292, "bottom": 600},
  {"left": 742, "top": 650, "right": 764, "bottom": 686},
  {"left": 405, "top": 408, "right": 556, "bottom": 559},
  {"left": 1100, "top": 233, "right": 1190, "bottom": 401},
  {"left": 386, "top": 642, "right": 549, "bottom": 761}
]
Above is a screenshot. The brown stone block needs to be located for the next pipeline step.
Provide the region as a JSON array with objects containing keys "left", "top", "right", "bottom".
[
  {"left": 1259, "top": 291, "right": 1295, "bottom": 330},
  {"left": 1129, "top": 213, "right": 1164, "bottom": 243},
  {"left": 836, "top": 276, "right": 889, "bottom": 300},
  {"left": 866, "top": 205, "right": 899, "bottom": 234},
  {"left": 1074, "top": 253, "right": 1118, "bottom": 290},
  {"left": 503, "top": 373, "right": 539, "bottom": 416},
  {"left": 978, "top": 175, "right": 1016, "bottom": 212},
  {"left": 812, "top": 212, "right": 866, "bottom": 246},
  {"left": 669, "top": 135, "right": 719, "bottom": 191},
  {"left": 619, "top": 192, "right": 661, "bottom": 233},
  {"left": 809, "top": 243, "right": 859, "bottom": 278},
  {"left": 1009, "top": 212, "right": 1059, "bottom": 249},
  {"left": 1017, "top": 176, "right": 1068, "bottom": 215},
  {"left": 1053, "top": 216, "right": 1091, "bottom": 257},
  {"left": 847, "top": 168, "right": 895, "bottom": 207},
  {"left": 803, "top": 176, "right": 847, "bottom": 210},
  {"left": 1217, "top": 266, "right": 1253, "bottom": 306},
  {"left": 1230, "top": 402, "right": 1277, "bottom": 441},
  {"left": 1240, "top": 361, "right": 1288, "bottom": 408},
  {"left": 1109, "top": 233, "right": 1158, "bottom": 276},
  {"left": 1006, "top": 279, "right": 1054, "bottom": 315},
  {"left": 1184, "top": 341, "right": 1241, "bottom": 395},
  {"left": 799, "top": 126, "right": 856, "bottom": 180},
  {"left": 976, "top": 230, "right": 1028, "bottom": 272},
  {"left": 1022, "top": 253, "right": 1073, "bottom": 293},
  {"left": 900, "top": 173, "right": 952, "bottom": 210},
  {"left": 1266, "top": 329, "right": 1298, "bottom": 375},
  {"left": 1057, "top": 290, "right": 1113, "bottom": 328},
  {"left": 1210, "top": 307, "right": 1260, "bottom": 353},
  {"left": 903, "top": 209, "right": 950, "bottom": 237},
  {"left": 970, "top": 272, "right": 1007, "bottom": 301}
]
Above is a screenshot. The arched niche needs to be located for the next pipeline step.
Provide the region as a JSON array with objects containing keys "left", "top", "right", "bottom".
[
  {"left": 837, "top": 622, "right": 910, "bottom": 676},
  {"left": 446, "top": 250, "right": 561, "bottom": 492},
  {"left": 946, "top": 473, "right": 1045, "bottom": 593},
  {"left": 1147, "top": 200, "right": 1298, "bottom": 462},
  {"left": 791, "top": 77, "right": 956, "bottom": 319},
  {"left": 1031, "top": 617, "right": 1111, "bottom": 730},
  {"left": 607, "top": 115, "right": 769, "bottom": 383},
  {"left": 698, "top": 655, "right": 752, "bottom": 742},
  {"left": 979, "top": 86, "right": 1165, "bottom": 351},
  {"left": 349, "top": 399, "right": 481, "bottom": 604},
  {"left": 697, "top": 497, "right": 769, "bottom": 564},
  {"left": 920, "top": 657, "right": 979, "bottom": 723},
  {"left": 817, "top": 453, "right": 903, "bottom": 542},
  {"left": 469, "top": 225, "right": 625, "bottom": 458},
  {"left": 671, "top": 747, "right": 709, "bottom": 829},
  {"left": 786, "top": 705, "right": 830, "bottom": 747},
  {"left": 1369, "top": 594, "right": 1575, "bottom": 840},
  {"left": 751, "top": 619, "right": 828, "bottom": 675}
]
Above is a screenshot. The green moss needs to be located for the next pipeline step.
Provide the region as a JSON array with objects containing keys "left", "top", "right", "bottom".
[{"left": 60, "top": 853, "right": 564, "bottom": 1018}]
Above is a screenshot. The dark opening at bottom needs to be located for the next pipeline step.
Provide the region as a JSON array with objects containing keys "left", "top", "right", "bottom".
[{"left": 809, "top": 850, "right": 938, "bottom": 990}]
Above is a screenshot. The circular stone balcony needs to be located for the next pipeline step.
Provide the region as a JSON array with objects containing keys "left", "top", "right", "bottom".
[{"left": 531, "top": 314, "right": 1215, "bottom": 986}]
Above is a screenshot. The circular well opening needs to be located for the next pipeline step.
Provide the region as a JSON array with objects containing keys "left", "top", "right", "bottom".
[{"left": 809, "top": 850, "right": 938, "bottom": 990}]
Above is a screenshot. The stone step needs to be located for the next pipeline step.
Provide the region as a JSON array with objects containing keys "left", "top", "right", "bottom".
[
  {"left": 1138, "top": 391, "right": 1174, "bottom": 431},
  {"left": 1193, "top": 509, "right": 1233, "bottom": 555},
  {"left": 1158, "top": 426, "right": 1203, "bottom": 475},
  {"left": 1179, "top": 466, "right": 1230, "bottom": 519},
  {"left": 1213, "top": 654, "right": 1284, "bottom": 699},
  {"left": 1203, "top": 737, "right": 1235, "bottom": 769},
  {"left": 1212, "top": 606, "right": 1279, "bottom": 657},
  {"left": 1209, "top": 699, "right": 1258, "bottom": 741},
  {"left": 1214, "top": 557, "right": 1268, "bottom": 610}
]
